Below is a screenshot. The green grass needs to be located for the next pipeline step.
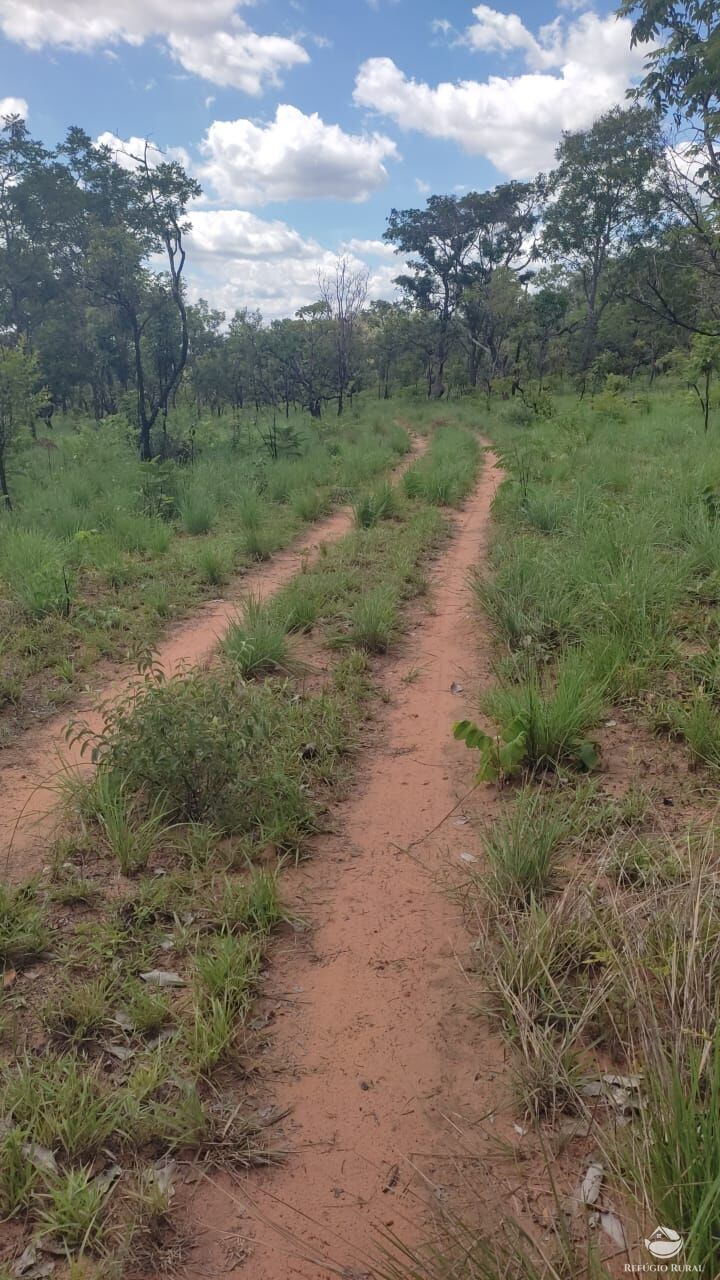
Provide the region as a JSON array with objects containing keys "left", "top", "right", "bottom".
[
  {"left": 0, "top": 399, "right": 414, "bottom": 744},
  {"left": 455, "top": 382, "right": 720, "bottom": 1273},
  {"left": 479, "top": 788, "right": 571, "bottom": 907},
  {"left": 222, "top": 595, "right": 292, "bottom": 677},
  {"left": 482, "top": 649, "right": 606, "bottom": 771}
]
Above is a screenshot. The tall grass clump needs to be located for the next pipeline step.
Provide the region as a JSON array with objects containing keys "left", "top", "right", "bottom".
[
  {"left": 480, "top": 789, "right": 571, "bottom": 908},
  {"left": 0, "top": 528, "right": 72, "bottom": 617},
  {"left": 353, "top": 481, "right": 399, "bottom": 529},
  {"left": 482, "top": 650, "right": 606, "bottom": 771},
  {"left": 222, "top": 595, "right": 291, "bottom": 677},
  {"left": 178, "top": 487, "right": 216, "bottom": 535}
]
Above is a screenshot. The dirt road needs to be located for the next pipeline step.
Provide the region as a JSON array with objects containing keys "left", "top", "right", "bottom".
[{"left": 184, "top": 447, "right": 509, "bottom": 1279}]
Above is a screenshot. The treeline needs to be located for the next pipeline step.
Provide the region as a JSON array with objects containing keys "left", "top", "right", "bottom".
[{"left": 0, "top": 0, "right": 718, "bottom": 486}]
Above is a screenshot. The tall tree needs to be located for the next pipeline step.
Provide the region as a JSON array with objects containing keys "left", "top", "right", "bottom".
[
  {"left": 543, "top": 105, "right": 663, "bottom": 373},
  {"left": 384, "top": 182, "right": 540, "bottom": 398}
]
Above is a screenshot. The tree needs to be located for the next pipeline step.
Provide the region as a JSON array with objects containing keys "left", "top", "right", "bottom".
[
  {"left": 384, "top": 182, "right": 540, "bottom": 398},
  {"left": 84, "top": 141, "right": 200, "bottom": 460},
  {"left": 619, "top": 1, "right": 720, "bottom": 197},
  {"left": 319, "top": 257, "right": 369, "bottom": 415},
  {"left": 0, "top": 345, "right": 46, "bottom": 508},
  {"left": 682, "top": 333, "right": 720, "bottom": 431},
  {"left": 543, "top": 106, "right": 663, "bottom": 373}
]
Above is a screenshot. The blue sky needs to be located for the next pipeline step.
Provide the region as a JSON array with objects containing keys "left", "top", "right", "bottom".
[{"left": 0, "top": 0, "right": 649, "bottom": 316}]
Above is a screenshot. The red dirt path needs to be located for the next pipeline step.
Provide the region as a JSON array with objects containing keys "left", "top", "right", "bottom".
[{"left": 182, "top": 447, "right": 510, "bottom": 1279}]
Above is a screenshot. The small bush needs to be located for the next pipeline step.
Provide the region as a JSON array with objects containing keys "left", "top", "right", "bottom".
[
  {"left": 0, "top": 884, "right": 48, "bottom": 968},
  {"left": 482, "top": 651, "right": 605, "bottom": 771},
  {"left": 195, "top": 541, "right": 232, "bottom": 586},
  {"left": 481, "top": 789, "right": 570, "bottom": 907}
]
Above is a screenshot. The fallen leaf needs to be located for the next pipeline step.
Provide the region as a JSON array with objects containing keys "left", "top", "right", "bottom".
[
  {"left": 23, "top": 1142, "right": 58, "bottom": 1175},
  {"left": 450, "top": 681, "right": 464, "bottom": 695},
  {"left": 13, "top": 1244, "right": 55, "bottom": 1278},
  {"left": 92, "top": 1163, "right": 123, "bottom": 1192},
  {"left": 383, "top": 1163, "right": 400, "bottom": 1193},
  {"left": 577, "top": 1162, "right": 603, "bottom": 1206},
  {"left": 601, "top": 1211, "right": 627, "bottom": 1249},
  {"left": 152, "top": 1159, "right": 177, "bottom": 1197},
  {"left": 105, "top": 1043, "right": 135, "bottom": 1062},
  {"left": 140, "top": 970, "right": 184, "bottom": 988},
  {"left": 459, "top": 852, "right": 477, "bottom": 864},
  {"left": 3, "top": 968, "right": 17, "bottom": 990}
]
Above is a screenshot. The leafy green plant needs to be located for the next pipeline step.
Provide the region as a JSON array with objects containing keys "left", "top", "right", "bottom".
[{"left": 454, "top": 717, "right": 527, "bottom": 783}]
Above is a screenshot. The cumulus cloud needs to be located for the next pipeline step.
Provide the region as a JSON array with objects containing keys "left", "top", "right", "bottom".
[
  {"left": 354, "top": 7, "right": 648, "bottom": 176},
  {"left": 96, "top": 131, "right": 191, "bottom": 171},
  {"left": 185, "top": 209, "right": 398, "bottom": 319},
  {"left": 0, "top": 95, "right": 27, "bottom": 118},
  {"left": 0, "top": 0, "right": 308, "bottom": 93},
  {"left": 341, "top": 237, "right": 399, "bottom": 260},
  {"left": 199, "top": 105, "right": 397, "bottom": 204}
]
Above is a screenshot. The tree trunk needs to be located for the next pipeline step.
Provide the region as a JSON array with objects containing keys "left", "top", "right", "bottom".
[{"left": 0, "top": 452, "right": 12, "bottom": 510}]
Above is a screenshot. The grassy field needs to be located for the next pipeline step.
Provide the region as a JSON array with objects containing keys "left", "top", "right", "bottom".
[
  {"left": 0, "top": 416, "right": 482, "bottom": 1275},
  {"left": 421, "top": 382, "right": 720, "bottom": 1279},
  {"left": 0, "top": 400, "right": 423, "bottom": 743}
]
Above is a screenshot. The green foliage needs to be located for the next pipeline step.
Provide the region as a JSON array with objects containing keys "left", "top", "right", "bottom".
[
  {"left": 454, "top": 717, "right": 527, "bottom": 783},
  {"left": 74, "top": 668, "right": 353, "bottom": 846},
  {"left": 0, "top": 528, "right": 73, "bottom": 617}
]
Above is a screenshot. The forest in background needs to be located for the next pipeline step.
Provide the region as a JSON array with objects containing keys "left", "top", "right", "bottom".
[{"left": 0, "top": 0, "right": 718, "bottom": 502}]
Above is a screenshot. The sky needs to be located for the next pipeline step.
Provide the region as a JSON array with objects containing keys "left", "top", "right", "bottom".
[{"left": 0, "top": 0, "right": 651, "bottom": 319}]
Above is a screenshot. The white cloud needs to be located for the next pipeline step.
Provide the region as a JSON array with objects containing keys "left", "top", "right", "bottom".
[
  {"left": 199, "top": 105, "right": 398, "bottom": 204},
  {"left": 354, "top": 8, "right": 648, "bottom": 176},
  {"left": 415, "top": 177, "right": 431, "bottom": 194},
  {"left": 464, "top": 4, "right": 538, "bottom": 56},
  {"left": 96, "top": 131, "right": 191, "bottom": 172},
  {"left": 0, "top": 96, "right": 27, "bottom": 118},
  {"left": 342, "top": 237, "right": 398, "bottom": 260},
  {"left": 0, "top": 0, "right": 308, "bottom": 93},
  {"left": 185, "top": 208, "right": 398, "bottom": 319},
  {"left": 166, "top": 27, "right": 308, "bottom": 95}
]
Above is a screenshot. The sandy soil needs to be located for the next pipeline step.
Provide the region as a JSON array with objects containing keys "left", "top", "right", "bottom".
[
  {"left": 0, "top": 443, "right": 425, "bottom": 883},
  {"left": 181, "top": 447, "right": 512, "bottom": 1279}
]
